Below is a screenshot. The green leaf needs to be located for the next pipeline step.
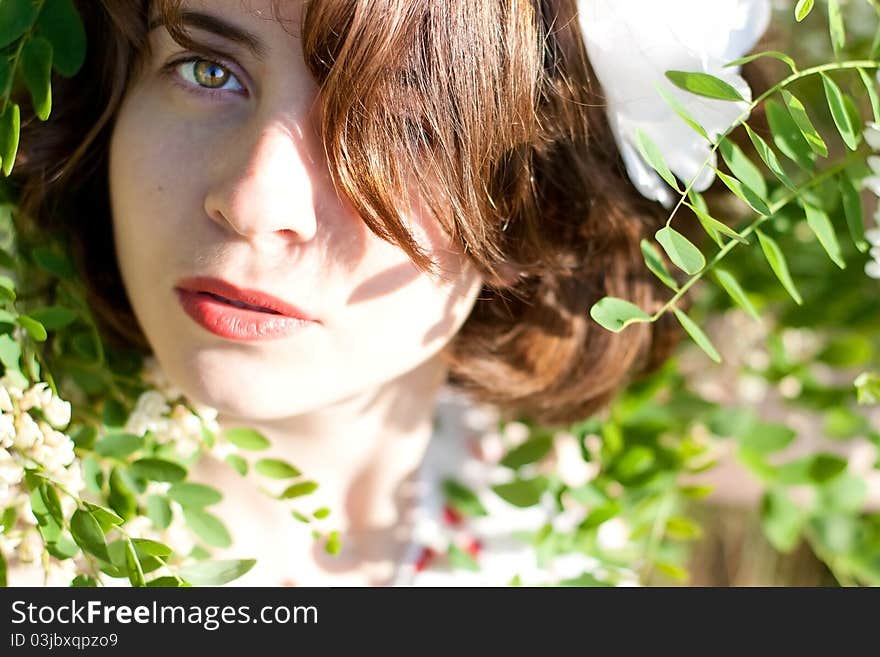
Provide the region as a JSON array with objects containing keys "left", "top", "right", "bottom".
[
  {"left": 101, "top": 399, "right": 128, "bottom": 428},
  {"left": 146, "top": 576, "right": 188, "bottom": 587},
  {"left": 640, "top": 239, "right": 679, "bottom": 290},
  {"left": 146, "top": 494, "right": 172, "bottom": 530},
  {"left": 131, "top": 538, "right": 173, "bottom": 558},
  {"left": 291, "top": 510, "right": 310, "bottom": 523},
  {"left": 0, "top": 0, "right": 40, "bottom": 48},
  {"left": 124, "top": 538, "right": 146, "bottom": 587},
  {"left": 0, "top": 102, "right": 21, "bottom": 177},
  {"left": 280, "top": 481, "right": 319, "bottom": 499},
  {"left": 794, "top": 0, "right": 814, "bottom": 22},
  {"left": 672, "top": 308, "right": 722, "bottom": 363},
  {"left": 129, "top": 458, "right": 187, "bottom": 483},
  {"left": 38, "top": 483, "right": 63, "bottom": 524},
  {"left": 801, "top": 201, "right": 844, "bottom": 269},
  {"left": 655, "top": 226, "right": 705, "bottom": 275},
  {"left": 0, "top": 275, "right": 16, "bottom": 301},
  {"left": 724, "top": 50, "right": 797, "bottom": 74},
  {"left": 589, "top": 296, "right": 651, "bottom": 333},
  {"left": 713, "top": 169, "right": 772, "bottom": 216},
  {"left": 167, "top": 482, "right": 223, "bottom": 508},
  {"left": 765, "top": 98, "right": 813, "bottom": 170},
  {"left": 83, "top": 502, "right": 124, "bottom": 532},
  {"left": 738, "top": 422, "right": 796, "bottom": 453},
  {"left": 665, "top": 516, "right": 703, "bottom": 541},
  {"left": 108, "top": 467, "right": 137, "bottom": 521},
  {"left": 820, "top": 73, "right": 857, "bottom": 151},
  {"left": 500, "top": 434, "right": 553, "bottom": 469},
  {"left": 713, "top": 268, "right": 761, "bottom": 322},
  {"left": 491, "top": 476, "right": 549, "bottom": 508},
  {"left": 665, "top": 70, "right": 745, "bottom": 102},
  {"left": 857, "top": 68, "right": 880, "bottom": 124},
  {"left": 654, "top": 82, "right": 708, "bottom": 139},
  {"left": 819, "top": 474, "right": 867, "bottom": 513},
  {"left": 781, "top": 90, "right": 827, "bottom": 157},
  {"left": 324, "top": 530, "right": 341, "bottom": 556},
  {"left": 442, "top": 479, "right": 488, "bottom": 517},
  {"left": 29, "top": 305, "right": 77, "bottom": 330},
  {"left": 313, "top": 507, "right": 331, "bottom": 519},
  {"left": 755, "top": 229, "right": 802, "bottom": 305},
  {"left": 70, "top": 509, "right": 109, "bottom": 562},
  {"left": 254, "top": 458, "right": 301, "bottom": 479},
  {"left": 21, "top": 36, "right": 53, "bottom": 121},
  {"left": 31, "top": 246, "right": 74, "bottom": 279},
  {"left": 35, "top": 0, "right": 87, "bottom": 77},
  {"left": 70, "top": 574, "right": 98, "bottom": 587},
  {"left": 718, "top": 136, "right": 767, "bottom": 198},
  {"left": 826, "top": 0, "right": 845, "bottom": 56},
  {"left": 46, "top": 532, "right": 79, "bottom": 560},
  {"left": 82, "top": 455, "right": 102, "bottom": 492},
  {"left": 761, "top": 489, "right": 804, "bottom": 553},
  {"left": 0, "top": 334, "right": 21, "bottom": 374},
  {"left": 634, "top": 129, "right": 680, "bottom": 192},
  {"left": 177, "top": 559, "right": 256, "bottom": 586},
  {"left": 17, "top": 315, "right": 46, "bottom": 341},
  {"left": 775, "top": 453, "right": 847, "bottom": 484},
  {"left": 223, "top": 427, "right": 270, "bottom": 451},
  {"left": 743, "top": 123, "right": 797, "bottom": 191},
  {"left": 94, "top": 432, "right": 143, "bottom": 459},
  {"left": 183, "top": 508, "right": 232, "bottom": 548},
  {"left": 225, "top": 453, "right": 248, "bottom": 476}
]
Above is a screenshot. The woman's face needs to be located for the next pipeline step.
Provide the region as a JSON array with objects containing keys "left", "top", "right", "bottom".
[{"left": 108, "top": 0, "right": 484, "bottom": 420}]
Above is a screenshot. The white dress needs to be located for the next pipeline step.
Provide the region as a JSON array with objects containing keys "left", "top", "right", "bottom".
[{"left": 388, "top": 386, "right": 601, "bottom": 586}]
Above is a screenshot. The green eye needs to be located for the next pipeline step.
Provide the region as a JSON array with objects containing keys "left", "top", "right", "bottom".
[
  {"left": 163, "top": 55, "right": 247, "bottom": 98},
  {"left": 191, "top": 59, "right": 231, "bottom": 89}
]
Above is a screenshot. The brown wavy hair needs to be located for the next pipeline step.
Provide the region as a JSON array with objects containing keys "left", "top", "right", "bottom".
[{"left": 13, "top": 0, "right": 690, "bottom": 427}]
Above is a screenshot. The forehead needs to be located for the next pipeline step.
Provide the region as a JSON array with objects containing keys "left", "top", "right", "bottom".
[{"left": 149, "top": 0, "right": 303, "bottom": 35}]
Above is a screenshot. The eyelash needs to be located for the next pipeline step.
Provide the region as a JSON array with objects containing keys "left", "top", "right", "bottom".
[{"left": 160, "top": 54, "right": 248, "bottom": 100}]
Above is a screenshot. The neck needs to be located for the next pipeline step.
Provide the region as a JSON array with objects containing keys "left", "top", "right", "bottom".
[{"left": 205, "top": 354, "right": 449, "bottom": 584}]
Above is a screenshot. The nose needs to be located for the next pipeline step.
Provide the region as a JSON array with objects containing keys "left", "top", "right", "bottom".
[{"left": 203, "top": 121, "right": 319, "bottom": 247}]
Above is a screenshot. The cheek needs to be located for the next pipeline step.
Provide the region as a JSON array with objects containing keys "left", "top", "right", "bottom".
[{"left": 334, "top": 200, "right": 483, "bottom": 363}]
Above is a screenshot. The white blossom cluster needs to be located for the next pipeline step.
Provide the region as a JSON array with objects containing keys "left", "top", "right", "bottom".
[
  {"left": 126, "top": 356, "right": 222, "bottom": 459},
  {"left": 2, "top": 355, "right": 235, "bottom": 585},
  {"left": 862, "top": 121, "right": 880, "bottom": 280},
  {"left": 0, "top": 376, "right": 80, "bottom": 583}
]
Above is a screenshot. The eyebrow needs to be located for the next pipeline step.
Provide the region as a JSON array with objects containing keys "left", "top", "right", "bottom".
[{"left": 147, "top": 10, "right": 268, "bottom": 62}]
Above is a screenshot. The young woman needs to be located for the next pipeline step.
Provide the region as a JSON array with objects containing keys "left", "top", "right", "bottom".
[{"left": 11, "top": 0, "right": 766, "bottom": 585}]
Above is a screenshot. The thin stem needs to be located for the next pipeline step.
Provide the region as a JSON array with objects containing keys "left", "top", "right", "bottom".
[
  {"left": 663, "top": 60, "right": 880, "bottom": 233},
  {"left": 651, "top": 149, "right": 864, "bottom": 320}
]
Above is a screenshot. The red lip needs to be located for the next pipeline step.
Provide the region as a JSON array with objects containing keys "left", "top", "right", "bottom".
[{"left": 174, "top": 276, "right": 319, "bottom": 342}]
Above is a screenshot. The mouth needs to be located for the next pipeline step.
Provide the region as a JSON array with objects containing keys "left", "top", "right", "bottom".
[
  {"left": 196, "top": 291, "right": 282, "bottom": 315},
  {"left": 173, "top": 276, "right": 319, "bottom": 323}
]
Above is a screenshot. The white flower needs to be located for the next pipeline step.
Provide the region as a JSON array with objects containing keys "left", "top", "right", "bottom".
[
  {"left": 0, "top": 375, "right": 24, "bottom": 401},
  {"left": 43, "top": 396, "right": 71, "bottom": 430},
  {"left": 19, "top": 382, "right": 53, "bottom": 412},
  {"left": 864, "top": 122, "right": 880, "bottom": 151},
  {"left": 0, "top": 413, "right": 15, "bottom": 449},
  {"left": 865, "top": 227, "right": 880, "bottom": 279},
  {"left": 578, "top": 0, "right": 771, "bottom": 207},
  {"left": 0, "top": 386, "right": 13, "bottom": 413},
  {"left": 552, "top": 433, "right": 595, "bottom": 488},
  {"left": 16, "top": 530, "right": 42, "bottom": 563},
  {"left": 13, "top": 412, "right": 42, "bottom": 450},
  {"left": 0, "top": 447, "right": 23, "bottom": 487},
  {"left": 124, "top": 390, "right": 171, "bottom": 437}
]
